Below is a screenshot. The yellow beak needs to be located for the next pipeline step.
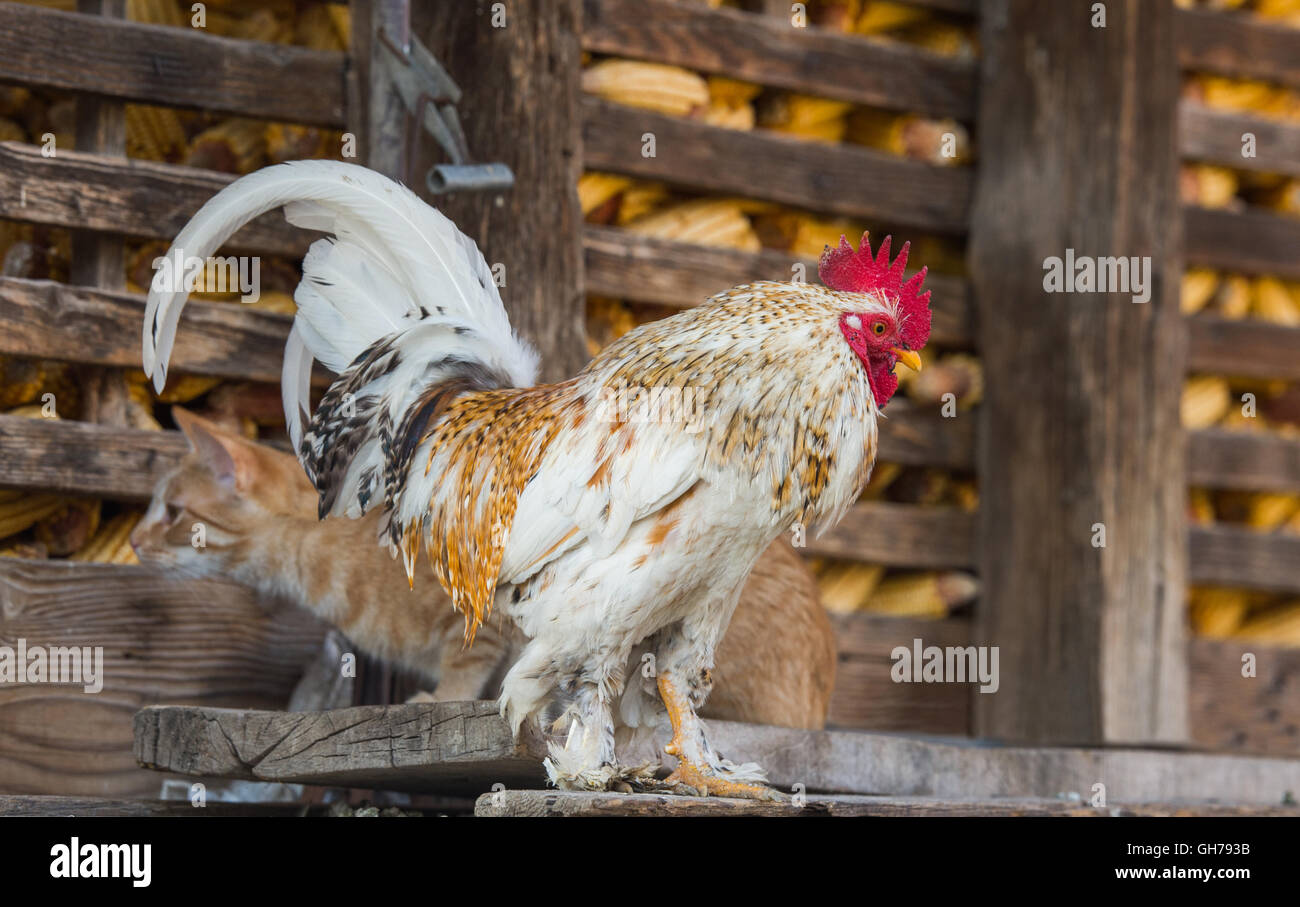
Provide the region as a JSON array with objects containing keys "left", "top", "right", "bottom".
[{"left": 892, "top": 347, "right": 922, "bottom": 372}]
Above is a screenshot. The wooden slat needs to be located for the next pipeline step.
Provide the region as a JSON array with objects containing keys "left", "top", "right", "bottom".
[
  {"left": 0, "top": 560, "right": 326, "bottom": 797},
  {"left": 1176, "top": 6, "right": 1300, "bottom": 89},
  {"left": 1185, "top": 206, "right": 1300, "bottom": 281},
  {"left": 582, "top": 0, "right": 975, "bottom": 120},
  {"left": 1189, "top": 525, "right": 1300, "bottom": 593},
  {"left": 0, "top": 417, "right": 187, "bottom": 499},
  {"left": 582, "top": 226, "right": 974, "bottom": 346},
  {"left": 0, "top": 3, "right": 346, "bottom": 127},
  {"left": 0, "top": 277, "right": 295, "bottom": 384},
  {"left": 1187, "top": 316, "right": 1300, "bottom": 383},
  {"left": 805, "top": 502, "right": 974, "bottom": 567},
  {"left": 877, "top": 400, "right": 975, "bottom": 469},
  {"left": 1188, "top": 430, "right": 1300, "bottom": 492},
  {"left": 0, "top": 142, "right": 311, "bottom": 258},
  {"left": 135, "top": 701, "right": 1300, "bottom": 803},
  {"left": 1190, "top": 636, "right": 1300, "bottom": 758},
  {"left": 1179, "top": 102, "right": 1300, "bottom": 178},
  {"left": 0, "top": 796, "right": 307, "bottom": 817},
  {"left": 582, "top": 97, "right": 972, "bottom": 233},
  {"left": 476, "top": 790, "right": 1297, "bottom": 817}
]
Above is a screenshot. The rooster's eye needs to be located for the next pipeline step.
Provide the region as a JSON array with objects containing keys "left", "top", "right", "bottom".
[{"left": 872, "top": 322, "right": 887, "bottom": 335}]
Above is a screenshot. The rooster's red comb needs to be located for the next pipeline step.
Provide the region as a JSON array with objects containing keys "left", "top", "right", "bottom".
[{"left": 819, "top": 232, "right": 931, "bottom": 351}]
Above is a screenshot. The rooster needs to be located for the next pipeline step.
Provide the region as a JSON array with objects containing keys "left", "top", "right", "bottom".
[{"left": 142, "top": 161, "right": 930, "bottom": 799}]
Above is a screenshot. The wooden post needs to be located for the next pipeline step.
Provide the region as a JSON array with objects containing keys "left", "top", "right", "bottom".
[
  {"left": 968, "top": 1, "right": 1187, "bottom": 745},
  {"left": 416, "top": 0, "right": 588, "bottom": 383}
]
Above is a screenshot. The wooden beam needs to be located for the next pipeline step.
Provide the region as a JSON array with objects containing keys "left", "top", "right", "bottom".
[
  {"left": 1179, "top": 103, "right": 1300, "bottom": 178},
  {"left": 582, "top": 226, "right": 974, "bottom": 347},
  {"left": 0, "top": 417, "right": 187, "bottom": 499},
  {"left": 134, "top": 701, "right": 1300, "bottom": 803},
  {"left": 582, "top": 0, "right": 976, "bottom": 120},
  {"left": 0, "top": 796, "right": 308, "bottom": 817},
  {"left": 1189, "top": 526, "right": 1300, "bottom": 593},
  {"left": 968, "top": 1, "right": 1187, "bottom": 745},
  {"left": 1188, "top": 430, "right": 1300, "bottom": 493},
  {"left": 1176, "top": 6, "right": 1300, "bottom": 89},
  {"left": 1187, "top": 317, "right": 1300, "bottom": 383},
  {"left": 0, "top": 142, "right": 311, "bottom": 258},
  {"left": 582, "top": 98, "right": 972, "bottom": 234},
  {"left": 0, "top": 3, "right": 346, "bottom": 126},
  {"left": 419, "top": 0, "right": 589, "bottom": 384},
  {"left": 1190, "top": 637, "right": 1300, "bottom": 758},
  {"left": 0, "top": 560, "right": 326, "bottom": 797},
  {"left": 0, "top": 277, "right": 299, "bottom": 384},
  {"left": 1184, "top": 206, "right": 1300, "bottom": 281},
  {"left": 475, "top": 789, "right": 1298, "bottom": 817},
  {"left": 805, "top": 502, "right": 974, "bottom": 567}
]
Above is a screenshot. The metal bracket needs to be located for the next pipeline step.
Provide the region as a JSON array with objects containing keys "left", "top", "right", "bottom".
[{"left": 376, "top": 26, "right": 514, "bottom": 195}]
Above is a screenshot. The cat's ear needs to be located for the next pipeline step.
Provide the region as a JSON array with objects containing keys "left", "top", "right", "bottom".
[{"left": 172, "top": 407, "right": 257, "bottom": 491}]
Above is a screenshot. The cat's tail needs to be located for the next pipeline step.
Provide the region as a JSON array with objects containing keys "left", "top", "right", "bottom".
[{"left": 141, "top": 159, "right": 539, "bottom": 452}]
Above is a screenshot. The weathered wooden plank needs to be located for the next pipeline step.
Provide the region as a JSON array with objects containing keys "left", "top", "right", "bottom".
[
  {"left": 0, "top": 417, "right": 187, "bottom": 499},
  {"left": 582, "top": 0, "right": 975, "bottom": 120},
  {"left": 1189, "top": 526, "right": 1300, "bottom": 593},
  {"left": 1188, "top": 430, "right": 1300, "bottom": 493},
  {"left": 1185, "top": 205, "right": 1300, "bottom": 281},
  {"left": 969, "top": 1, "right": 1187, "bottom": 745},
  {"left": 420, "top": 0, "right": 589, "bottom": 384},
  {"left": 1187, "top": 317, "right": 1300, "bottom": 383},
  {"left": 1176, "top": 6, "right": 1300, "bottom": 89},
  {"left": 827, "top": 614, "right": 972, "bottom": 735},
  {"left": 475, "top": 790, "right": 1298, "bottom": 817},
  {"left": 135, "top": 702, "right": 1300, "bottom": 804},
  {"left": 1179, "top": 103, "right": 1300, "bottom": 178},
  {"left": 1190, "top": 637, "right": 1300, "bottom": 758},
  {"left": 0, "top": 561, "right": 326, "bottom": 797},
  {"left": 0, "top": 796, "right": 306, "bottom": 817},
  {"left": 0, "top": 3, "right": 346, "bottom": 126},
  {"left": 874, "top": 399, "right": 975, "bottom": 469},
  {"left": 582, "top": 226, "right": 974, "bottom": 347},
  {"left": 0, "top": 143, "right": 311, "bottom": 258},
  {"left": 582, "top": 98, "right": 972, "bottom": 234},
  {"left": 0, "top": 277, "right": 297, "bottom": 384},
  {"left": 804, "top": 502, "right": 975, "bottom": 567},
  {"left": 134, "top": 703, "right": 547, "bottom": 794}
]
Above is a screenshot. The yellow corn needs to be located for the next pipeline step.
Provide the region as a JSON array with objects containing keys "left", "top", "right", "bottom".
[
  {"left": 950, "top": 480, "right": 979, "bottom": 513},
  {"left": 817, "top": 562, "right": 887, "bottom": 614},
  {"left": 265, "top": 123, "right": 328, "bottom": 165},
  {"left": 1180, "top": 268, "right": 1219, "bottom": 315},
  {"left": 1180, "top": 164, "right": 1239, "bottom": 209},
  {"left": 242, "top": 290, "right": 297, "bottom": 316},
  {"left": 296, "top": 3, "right": 344, "bottom": 51},
  {"left": 1188, "top": 587, "right": 1249, "bottom": 638},
  {"left": 581, "top": 60, "right": 709, "bottom": 117},
  {"left": 1188, "top": 488, "right": 1216, "bottom": 526},
  {"left": 1235, "top": 602, "right": 1300, "bottom": 647},
  {"left": 586, "top": 296, "right": 638, "bottom": 356},
  {"left": 624, "top": 199, "right": 760, "bottom": 251},
  {"left": 706, "top": 76, "right": 762, "bottom": 106},
  {"left": 759, "top": 94, "right": 852, "bottom": 143},
  {"left": 578, "top": 172, "right": 633, "bottom": 217},
  {"left": 35, "top": 498, "right": 102, "bottom": 557},
  {"left": 859, "top": 461, "right": 902, "bottom": 501},
  {"left": 853, "top": 1, "right": 927, "bottom": 34},
  {"left": 1251, "top": 276, "right": 1300, "bottom": 326},
  {"left": 1257, "top": 179, "right": 1300, "bottom": 217},
  {"left": 0, "top": 494, "right": 66, "bottom": 541},
  {"left": 1245, "top": 492, "right": 1300, "bottom": 531},
  {"left": 1213, "top": 274, "right": 1252, "bottom": 319},
  {"left": 326, "top": 3, "right": 351, "bottom": 47},
  {"left": 126, "top": 0, "right": 186, "bottom": 28},
  {"left": 890, "top": 21, "right": 977, "bottom": 59},
  {"left": 1181, "top": 376, "right": 1232, "bottom": 429},
  {"left": 154, "top": 373, "right": 221, "bottom": 404},
  {"left": 72, "top": 512, "right": 139, "bottom": 563},
  {"left": 862, "top": 571, "right": 978, "bottom": 618},
  {"left": 615, "top": 182, "right": 672, "bottom": 225},
  {"left": 125, "top": 104, "right": 188, "bottom": 164},
  {"left": 702, "top": 101, "right": 755, "bottom": 131},
  {"left": 186, "top": 118, "right": 267, "bottom": 174}
]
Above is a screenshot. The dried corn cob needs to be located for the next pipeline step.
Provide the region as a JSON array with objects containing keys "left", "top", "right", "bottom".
[
  {"left": 1257, "top": 179, "right": 1300, "bottom": 217},
  {"left": 0, "top": 494, "right": 65, "bottom": 541},
  {"left": 35, "top": 499, "right": 102, "bottom": 557},
  {"left": 706, "top": 75, "right": 762, "bottom": 106},
  {"left": 702, "top": 101, "right": 755, "bottom": 131},
  {"left": 1181, "top": 376, "right": 1232, "bottom": 429},
  {"left": 759, "top": 94, "right": 852, "bottom": 143},
  {"left": 1180, "top": 268, "right": 1219, "bottom": 315},
  {"left": 0, "top": 541, "right": 48, "bottom": 559},
  {"left": 326, "top": 3, "right": 351, "bottom": 47},
  {"left": 153, "top": 374, "right": 221, "bottom": 405},
  {"left": 853, "top": 1, "right": 927, "bottom": 34},
  {"left": 624, "top": 199, "right": 760, "bottom": 251},
  {"left": 232, "top": 8, "right": 292, "bottom": 43},
  {"left": 242, "top": 290, "right": 297, "bottom": 316},
  {"left": 751, "top": 211, "right": 869, "bottom": 258},
  {"left": 817, "top": 562, "right": 887, "bottom": 614},
  {"left": 126, "top": 0, "right": 186, "bottom": 28},
  {"left": 578, "top": 172, "right": 633, "bottom": 217},
  {"left": 186, "top": 118, "right": 267, "bottom": 174},
  {"left": 858, "top": 460, "right": 902, "bottom": 500},
  {"left": 845, "top": 108, "right": 969, "bottom": 165},
  {"left": 72, "top": 512, "right": 139, "bottom": 563},
  {"left": 1180, "top": 164, "right": 1240, "bottom": 209},
  {"left": 296, "top": 3, "right": 344, "bottom": 51},
  {"left": 950, "top": 480, "right": 979, "bottom": 513},
  {"left": 0, "top": 116, "right": 25, "bottom": 143},
  {"left": 125, "top": 104, "right": 188, "bottom": 164},
  {"left": 890, "top": 21, "right": 977, "bottom": 59},
  {"left": 1251, "top": 276, "right": 1300, "bottom": 326},
  {"left": 587, "top": 296, "right": 638, "bottom": 355},
  {"left": 1189, "top": 587, "right": 1249, "bottom": 638},
  {"left": 265, "top": 123, "right": 328, "bottom": 165},
  {"left": 616, "top": 182, "right": 672, "bottom": 225},
  {"left": 1245, "top": 492, "right": 1300, "bottom": 531},
  {"left": 581, "top": 60, "right": 709, "bottom": 117},
  {"left": 1188, "top": 488, "right": 1216, "bottom": 526},
  {"left": 863, "top": 571, "right": 979, "bottom": 618},
  {"left": 1236, "top": 601, "right": 1300, "bottom": 647},
  {"left": 1212, "top": 274, "right": 1252, "bottom": 319}
]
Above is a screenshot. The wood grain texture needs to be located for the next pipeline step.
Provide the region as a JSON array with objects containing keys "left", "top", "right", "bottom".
[
  {"left": 0, "top": 417, "right": 187, "bottom": 499},
  {"left": 1188, "top": 430, "right": 1300, "bottom": 493},
  {"left": 1176, "top": 6, "right": 1300, "bottom": 89},
  {"left": 968, "top": 1, "right": 1188, "bottom": 745},
  {"left": 1185, "top": 205, "right": 1300, "bottom": 280},
  {"left": 582, "top": 226, "right": 974, "bottom": 347},
  {"left": 0, "top": 142, "right": 311, "bottom": 258},
  {"left": 582, "top": 97, "right": 972, "bottom": 234},
  {"left": 1179, "top": 103, "right": 1300, "bottom": 178},
  {"left": 874, "top": 399, "right": 975, "bottom": 469},
  {"left": 134, "top": 701, "right": 1300, "bottom": 803},
  {"left": 0, "top": 2, "right": 346, "bottom": 126},
  {"left": 1189, "top": 526, "right": 1300, "bottom": 593},
  {"left": 0, "top": 561, "right": 326, "bottom": 796},
  {"left": 418, "top": 0, "right": 589, "bottom": 384},
  {"left": 0, "top": 796, "right": 307, "bottom": 817},
  {"left": 804, "top": 502, "right": 975, "bottom": 567},
  {"left": 0, "top": 277, "right": 299, "bottom": 384},
  {"left": 475, "top": 789, "right": 1298, "bottom": 817},
  {"left": 582, "top": 0, "right": 976, "bottom": 119},
  {"left": 1190, "top": 637, "right": 1300, "bottom": 758},
  {"left": 1187, "top": 316, "right": 1300, "bottom": 383}
]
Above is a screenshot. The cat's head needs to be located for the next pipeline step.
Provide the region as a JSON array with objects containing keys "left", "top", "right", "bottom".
[{"left": 130, "top": 408, "right": 317, "bottom": 579}]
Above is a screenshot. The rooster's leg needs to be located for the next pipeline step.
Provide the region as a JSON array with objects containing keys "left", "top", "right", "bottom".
[{"left": 657, "top": 669, "right": 782, "bottom": 801}]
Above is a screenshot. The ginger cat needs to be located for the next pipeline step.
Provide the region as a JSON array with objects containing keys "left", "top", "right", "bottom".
[{"left": 131, "top": 410, "right": 837, "bottom": 728}]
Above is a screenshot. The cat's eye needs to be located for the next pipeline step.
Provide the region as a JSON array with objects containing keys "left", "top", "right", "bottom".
[{"left": 165, "top": 503, "right": 184, "bottom": 524}]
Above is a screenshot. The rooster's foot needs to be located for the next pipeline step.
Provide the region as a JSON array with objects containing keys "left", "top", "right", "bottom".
[
  {"left": 544, "top": 757, "right": 658, "bottom": 793},
  {"left": 661, "top": 757, "right": 784, "bottom": 801}
]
